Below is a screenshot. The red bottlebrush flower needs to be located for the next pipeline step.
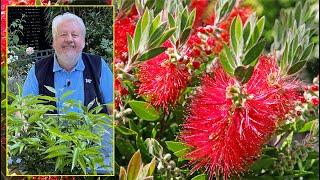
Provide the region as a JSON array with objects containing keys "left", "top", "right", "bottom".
[
  {"left": 1, "top": 0, "right": 8, "bottom": 66},
  {"left": 138, "top": 52, "right": 190, "bottom": 112},
  {"left": 190, "top": 0, "right": 209, "bottom": 27},
  {"left": 192, "top": 60, "right": 201, "bottom": 69},
  {"left": 229, "top": 6, "right": 253, "bottom": 24},
  {"left": 180, "top": 55, "right": 301, "bottom": 178},
  {"left": 311, "top": 97, "right": 319, "bottom": 106},
  {"left": 310, "top": 84, "right": 319, "bottom": 91},
  {"left": 114, "top": 16, "right": 137, "bottom": 64},
  {"left": 115, "top": 78, "right": 128, "bottom": 96},
  {"left": 191, "top": 48, "right": 201, "bottom": 57},
  {"left": 206, "top": 37, "right": 215, "bottom": 46}
]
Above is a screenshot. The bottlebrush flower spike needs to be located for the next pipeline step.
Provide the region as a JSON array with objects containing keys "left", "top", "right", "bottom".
[
  {"left": 189, "top": 0, "right": 209, "bottom": 27},
  {"left": 180, "top": 55, "right": 302, "bottom": 179},
  {"left": 138, "top": 46, "right": 190, "bottom": 112},
  {"left": 115, "top": 14, "right": 137, "bottom": 64}
]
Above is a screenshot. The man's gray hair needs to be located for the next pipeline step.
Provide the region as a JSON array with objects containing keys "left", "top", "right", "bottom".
[{"left": 52, "top": 12, "right": 86, "bottom": 39}]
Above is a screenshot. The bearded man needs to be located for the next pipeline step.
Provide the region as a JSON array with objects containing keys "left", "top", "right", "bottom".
[{"left": 22, "top": 12, "right": 113, "bottom": 174}]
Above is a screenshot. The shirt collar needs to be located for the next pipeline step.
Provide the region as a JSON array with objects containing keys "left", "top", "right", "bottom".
[{"left": 53, "top": 53, "right": 85, "bottom": 72}]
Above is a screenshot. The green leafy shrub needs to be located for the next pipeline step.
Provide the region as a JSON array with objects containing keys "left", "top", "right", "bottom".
[{"left": 7, "top": 86, "right": 112, "bottom": 175}]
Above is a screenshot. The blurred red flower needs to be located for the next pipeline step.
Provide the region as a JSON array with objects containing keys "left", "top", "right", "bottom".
[
  {"left": 138, "top": 44, "right": 190, "bottom": 112},
  {"left": 180, "top": 55, "right": 301, "bottom": 178}
]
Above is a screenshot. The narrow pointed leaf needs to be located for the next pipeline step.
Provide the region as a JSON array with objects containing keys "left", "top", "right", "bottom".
[
  {"left": 243, "top": 40, "right": 265, "bottom": 65},
  {"left": 71, "top": 147, "right": 80, "bottom": 171},
  {"left": 234, "top": 66, "right": 254, "bottom": 84},
  {"left": 150, "top": 27, "right": 176, "bottom": 48},
  {"left": 127, "top": 150, "right": 142, "bottom": 180},
  {"left": 44, "top": 85, "right": 56, "bottom": 94},
  {"left": 128, "top": 100, "right": 160, "bottom": 121},
  {"left": 137, "top": 47, "right": 167, "bottom": 62},
  {"left": 300, "top": 43, "right": 314, "bottom": 61},
  {"left": 116, "top": 126, "right": 138, "bottom": 136},
  {"left": 179, "top": 27, "right": 192, "bottom": 47},
  {"left": 119, "top": 166, "right": 127, "bottom": 180},
  {"left": 287, "top": 61, "right": 306, "bottom": 75},
  {"left": 220, "top": 49, "right": 234, "bottom": 76}
]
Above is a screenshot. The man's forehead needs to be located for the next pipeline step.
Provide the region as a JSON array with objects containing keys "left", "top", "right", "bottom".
[{"left": 57, "top": 20, "right": 82, "bottom": 30}]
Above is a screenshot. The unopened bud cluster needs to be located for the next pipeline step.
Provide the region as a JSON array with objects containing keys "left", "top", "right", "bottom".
[
  {"left": 186, "top": 25, "right": 228, "bottom": 71},
  {"left": 271, "top": 141, "right": 311, "bottom": 176},
  {"left": 289, "top": 76, "right": 319, "bottom": 120},
  {"left": 114, "top": 108, "right": 132, "bottom": 123},
  {"left": 157, "top": 153, "right": 184, "bottom": 179}
]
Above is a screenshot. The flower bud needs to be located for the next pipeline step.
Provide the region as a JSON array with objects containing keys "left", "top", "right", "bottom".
[
  {"left": 192, "top": 61, "right": 201, "bottom": 69},
  {"left": 310, "top": 84, "right": 319, "bottom": 91},
  {"left": 169, "top": 160, "right": 176, "bottom": 169},
  {"left": 157, "top": 161, "right": 165, "bottom": 171},
  {"left": 311, "top": 97, "right": 319, "bottom": 106},
  {"left": 164, "top": 153, "right": 171, "bottom": 161}
]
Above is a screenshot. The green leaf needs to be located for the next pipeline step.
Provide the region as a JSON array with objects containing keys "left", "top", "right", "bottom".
[
  {"left": 28, "top": 113, "right": 41, "bottom": 123},
  {"left": 71, "top": 147, "right": 80, "bottom": 171},
  {"left": 248, "top": 17, "right": 265, "bottom": 49},
  {"left": 251, "top": 157, "right": 277, "bottom": 172},
  {"left": 55, "top": 157, "right": 64, "bottom": 171},
  {"left": 63, "top": 112, "right": 81, "bottom": 120},
  {"left": 187, "top": 9, "right": 196, "bottom": 27},
  {"left": 149, "top": 14, "right": 162, "bottom": 36},
  {"left": 141, "top": 8, "right": 150, "bottom": 32},
  {"left": 133, "top": 19, "right": 142, "bottom": 51},
  {"left": 128, "top": 100, "right": 160, "bottom": 121},
  {"left": 287, "top": 61, "right": 306, "bottom": 75},
  {"left": 219, "top": 1, "right": 230, "bottom": 19},
  {"left": 154, "top": 0, "right": 164, "bottom": 15},
  {"left": 127, "top": 150, "right": 142, "bottom": 180},
  {"left": 78, "top": 156, "right": 87, "bottom": 174},
  {"left": 179, "top": 27, "right": 192, "bottom": 47},
  {"left": 220, "top": 50, "right": 234, "bottom": 75},
  {"left": 119, "top": 166, "right": 127, "bottom": 180},
  {"left": 127, "top": 34, "right": 134, "bottom": 59},
  {"left": 281, "top": 131, "right": 294, "bottom": 150},
  {"left": 299, "top": 120, "right": 316, "bottom": 132},
  {"left": 300, "top": 43, "right": 314, "bottom": 61},
  {"left": 80, "top": 146, "right": 101, "bottom": 155},
  {"left": 44, "top": 145, "right": 68, "bottom": 154},
  {"left": 116, "top": 137, "right": 136, "bottom": 160},
  {"left": 145, "top": 138, "right": 163, "bottom": 157},
  {"left": 13, "top": 35, "right": 19, "bottom": 44},
  {"left": 168, "top": 12, "right": 175, "bottom": 28},
  {"left": 44, "top": 85, "right": 56, "bottom": 94},
  {"left": 256, "top": 16, "right": 265, "bottom": 41},
  {"left": 243, "top": 40, "right": 265, "bottom": 65},
  {"left": 243, "top": 22, "right": 251, "bottom": 45},
  {"left": 150, "top": 27, "right": 176, "bottom": 48},
  {"left": 137, "top": 47, "right": 167, "bottom": 61},
  {"left": 230, "top": 16, "right": 242, "bottom": 55},
  {"left": 115, "top": 126, "right": 137, "bottom": 136},
  {"left": 165, "top": 141, "right": 190, "bottom": 152},
  {"left": 234, "top": 66, "right": 254, "bottom": 84},
  {"left": 60, "top": 90, "right": 75, "bottom": 100},
  {"left": 74, "top": 130, "right": 100, "bottom": 141},
  {"left": 192, "top": 174, "right": 207, "bottom": 180},
  {"left": 45, "top": 150, "right": 69, "bottom": 159},
  {"left": 147, "top": 157, "right": 156, "bottom": 176},
  {"left": 180, "top": 8, "right": 188, "bottom": 31},
  {"left": 38, "top": 95, "right": 56, "bottom": 102}
]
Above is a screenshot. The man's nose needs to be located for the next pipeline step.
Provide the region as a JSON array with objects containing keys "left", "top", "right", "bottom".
[{"left": 64, "top": 34, "right": 73, "bottom": 42}]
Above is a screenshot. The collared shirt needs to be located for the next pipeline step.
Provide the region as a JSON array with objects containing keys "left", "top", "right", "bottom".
[
  {"left": 23, "top": 54, "right": 113, "bottom": 112},
  {"left": 22, "top": 53, "right": 113, "bottom": 174}
]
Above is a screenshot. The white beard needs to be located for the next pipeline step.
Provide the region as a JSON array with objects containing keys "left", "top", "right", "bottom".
[{"left": 56, "top": 50, "right": 82, "bottom": 71}]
